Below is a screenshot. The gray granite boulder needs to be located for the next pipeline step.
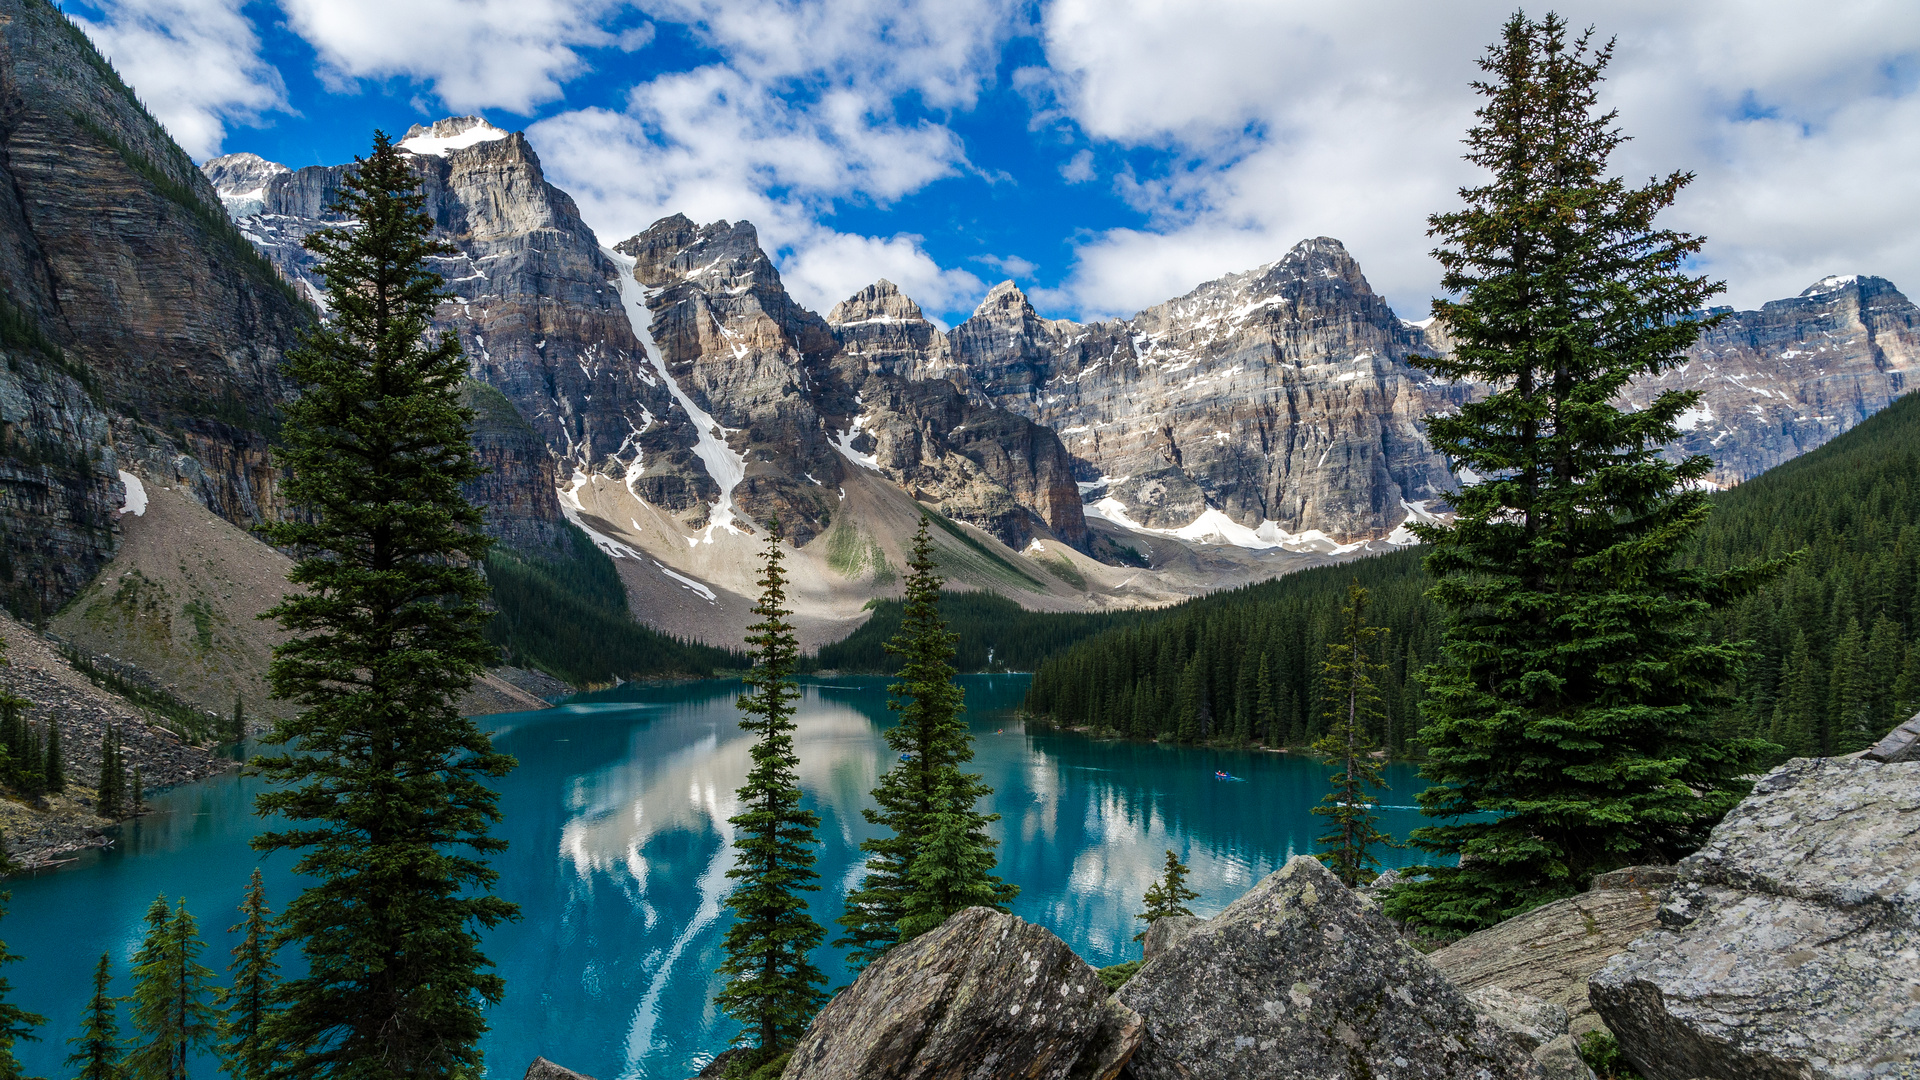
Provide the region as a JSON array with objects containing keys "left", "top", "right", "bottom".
[
  {"left": 1866, "top": 711, "right": 1920, "bottom": 762},
  {"left": 524, "top": 1058, "right": 596, "bottom": 1080},
  {"left": 1589, "top": 757, "right": 1920, "bottom": 1080},
  {"left": 1116, "top": 855, "right": 1545, "bottom": 1080},
  {"left": 782, "top": 906, "right": 1141, "bottom": 1080},
  {"left": 1140, "top": 915, "right": 1203, "bottom": 962},
  {"left": 1429, "top": 865, "right": 1673, "bottom": 1037},
  {"left": 1467, "top": 987, "right": 1597, "bottom": 1080}
]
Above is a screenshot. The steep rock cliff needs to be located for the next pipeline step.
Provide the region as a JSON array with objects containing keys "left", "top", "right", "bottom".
[
  {"left": 946, "top": 239, "right": 1466, "bottom": 545},
  {"left": 0, "top": 0, "right": 311, "bottom": 612},
  {"left": 204, "top": 117, "right": 667, "bottom": 558},
  {"left": 1625, "top": 275, "right": 1920, "bottom": 485}
]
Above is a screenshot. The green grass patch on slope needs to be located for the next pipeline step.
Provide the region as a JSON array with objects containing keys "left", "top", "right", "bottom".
[
  {"left": 920, "top": 509, "right": 1049, "bottom": 593},
  {"left": 485, "top": 524, "right": 745, "bottom": 686}
]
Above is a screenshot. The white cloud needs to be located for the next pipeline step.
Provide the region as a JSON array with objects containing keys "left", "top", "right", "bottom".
[
  {"left": 527, "top": 0, "right": 1020, "bottom": 318},
  {"left": 1059, "top": 148, "right": 1095, "bottom": 184},
  {"left": 71, "top": 0, "right": 286, "bottom": 159},
  {"left": 1036, "top": 0, "right": 1920, "bottom": 317},
  {"left": 278, "top": 0, "right": 644, "bottom": 115}
]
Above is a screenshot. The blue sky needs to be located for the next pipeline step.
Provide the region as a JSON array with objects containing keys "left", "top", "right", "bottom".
[{"left": 66, "top": 0, "right": 1920, "bottom": 327}]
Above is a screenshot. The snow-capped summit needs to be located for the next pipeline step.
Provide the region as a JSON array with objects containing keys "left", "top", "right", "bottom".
[
  {"left": 397, "top": 116, "right": 509, "bottom": 157},
  {"left": 199, "top": 151, "right": 289, "bottom": 219}
]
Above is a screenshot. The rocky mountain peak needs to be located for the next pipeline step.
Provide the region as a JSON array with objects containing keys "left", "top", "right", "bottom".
[
  {"left": 396, "top": 116, "right": 509, "bottom": 157},
  {"left": 200, "top": 152, "right": 289, "bottom": 219},
  {"left": 616, "top": 215, "right": 777, "bottom": 292},
  {"left": 828, "top": 279, "right": 927, "bottom": 326},
  {"left": 975, "top": 279, "right": 1038, "bottom": 320}
]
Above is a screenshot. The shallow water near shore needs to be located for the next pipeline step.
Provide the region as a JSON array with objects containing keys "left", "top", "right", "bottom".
[{"left": 6, "top": 674, "right": 1442, "bottom": 1079}]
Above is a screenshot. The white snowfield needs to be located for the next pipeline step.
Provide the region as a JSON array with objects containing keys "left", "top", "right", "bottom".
[
  {"left": 398, "top": 122, "right": 508, "bottom": 157},
  {"left": 118, "top": 470, "right": 147, "bottom": 516}
]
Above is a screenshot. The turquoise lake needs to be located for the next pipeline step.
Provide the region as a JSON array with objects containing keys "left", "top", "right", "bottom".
[{"left": 4, "top": 675, "right": 1444, "bottom": 1079}]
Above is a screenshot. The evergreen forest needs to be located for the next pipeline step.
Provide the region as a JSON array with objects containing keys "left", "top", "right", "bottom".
[{"left": 1024, "top": 388, "right": 1920, "bottom": 756}]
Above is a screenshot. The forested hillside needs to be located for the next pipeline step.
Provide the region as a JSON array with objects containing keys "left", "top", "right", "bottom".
[
  {"left": 1024, "top": 391, "right": 1920, "bottom": 754},
  {"left": 809, "top": 591, "right": 1145, "bottom": 674}
]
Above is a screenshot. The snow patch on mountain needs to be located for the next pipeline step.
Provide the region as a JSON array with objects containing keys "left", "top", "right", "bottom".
[
  {"left": 606, "top": 248, "right": 746, "bottom": 542},
  {"left": 399, "top": 119, "right": 509, "bottom": 157}
]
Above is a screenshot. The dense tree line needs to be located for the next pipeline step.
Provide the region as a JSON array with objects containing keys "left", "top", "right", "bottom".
[
  {"left": 1023, "top": 549, "right": 1440, "bottom": 753},
  {"left": 1685, "top": 388, "right": 1920, "bottom": 753},
  {"left": 484, "top": 524, "right": 745, "bottom": 685},
  {"left": 1025, "top": 386, "right": 1920, "bottom": 759}
]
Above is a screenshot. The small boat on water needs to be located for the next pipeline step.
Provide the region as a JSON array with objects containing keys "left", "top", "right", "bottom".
[{"left": 1213, "top": 770, "right": 1248, "bottom": 782}]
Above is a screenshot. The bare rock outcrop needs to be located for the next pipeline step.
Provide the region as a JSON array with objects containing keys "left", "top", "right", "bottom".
[
  {"left": 782, "top": 906, "right": 1141, "bottom": 1080},
  {"left": 1427, "top": 865, "right": 1675, "bottom": 1037},
  {"left": 1865, "top": 711, "right": 1920, "bottom": 762},
  {"left": 1115, "top": 854, "right": 1544, "bottom": 1080},
  {"left": 522, "top": 1057, "right": 596, "bottom": 1080},
  {"left": 1589, "top": 757, "right": 1920, "bottom": 1080}
]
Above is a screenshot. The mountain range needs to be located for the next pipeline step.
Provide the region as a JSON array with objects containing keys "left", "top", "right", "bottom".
[{"left": 2, "top": 0, "right": 1915, "bottom": 671}]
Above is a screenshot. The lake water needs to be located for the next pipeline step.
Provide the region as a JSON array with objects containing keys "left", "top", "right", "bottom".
[{"left": 4, "top": 675, "right": 1443, "bottom": 1079}]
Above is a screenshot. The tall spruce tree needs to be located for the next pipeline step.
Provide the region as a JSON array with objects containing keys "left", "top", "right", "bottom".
[
  {"left": 1133, "top": 850, "right": 1199, "bottom": 942},
  {"left": 0, "top": 880, "right": 44, "bottom": 1080},
  {"left": 1310, "top": 583, "right": 1396, "bottom": 888},
  {"left": 252, "top": 131, "right": 517, "bottom": 1080},
  {"left": 837, "top": 521, "right": 1014, "bottom": 965},
  {"left": 65, "top": 953, "right": 122, "bottom": 1080},
  {"left": 1386, "top": 13, "right": 1779, "bottom": 935},
  {"left": 95, "top": 728, "right": 122, "bottom": 819},
  {"left": 125, "top": 897, "right": 216, "bottom": 1080},
  {"left": 716, "top": 521, "right": 826, "bottom": 1062},
  {"left": 43, "top": 721, "right": 63, "bottom": 795},
  {"left": 215, "top": 869, "right": 278, "bottom": 1080}
]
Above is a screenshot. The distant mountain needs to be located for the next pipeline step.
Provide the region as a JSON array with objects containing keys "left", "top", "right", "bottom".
[{"left": 196, "top": 114, "right": 1920, "bottom": 645}]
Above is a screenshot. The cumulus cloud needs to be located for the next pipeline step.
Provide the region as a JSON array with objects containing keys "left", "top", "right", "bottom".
[
  {"left": 528, "top": 0, "right": 1018, "bottom": 317},
  {"left": 71, "top": 0, "right": 286, "bottom": 159},
  {"left": 279, "top": 0, "right": 644, "bottom": 115},
  {"left": 1036, "top": 0, "right": 1920, "bottom": 317}
]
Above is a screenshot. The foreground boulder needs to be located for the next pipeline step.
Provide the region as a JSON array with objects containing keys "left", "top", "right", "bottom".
[
  {"left": 1589, "top": 757, "right": 1920, "bottom": 1080},
  {"left": 782, "top": 906, "right": 1141, "bottom": 1080},
  {"left": 1116, "top": 855, "right": 1544, "bottom": 1080},
  {"left": 524, "top": 1059, "right": 596, "bottom": 1080},
  {"left": 1429, "top": 865, "right": 1674, "bottom": 1037}
]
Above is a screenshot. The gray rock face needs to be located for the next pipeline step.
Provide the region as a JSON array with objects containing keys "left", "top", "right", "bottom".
[
  {"left": 522, "top": 1057, "right": 596, "bottom": 1080},
  {"left": 1589, "top": 757, "right": 1920, "bottom": 1080},
  {"left": 204, "top": 119, "right": 667, "bottom": 555},
  {"left": 1467, "top": 987, "right": 1597, "bottom": 1080},
  {"left": 1139, "top": 915, "right": 1203, "bottom": 963},
  {"left": 0, "top": 0, "right": 312, "bottom": 610},
  {"left": 1428, "top": 867, "right": 1672, "bottom": 1038},
  {"left": 1116, "top": 854, "right": 1544, "bottom": 1080},
  {"left": 1623, "top": 276, "right": 1920, "bottom": 487},
  {"left": 949, "top": 241, "right": 1467, "bottom": 545},
  {"left": 1866, "top": 711, "right": 1920, "bottom": 762},
  {"left": 782, "top": 906, "right": 1141, "bottom": 1080}
]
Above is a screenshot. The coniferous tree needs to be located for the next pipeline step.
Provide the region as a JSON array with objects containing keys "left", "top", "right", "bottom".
[
  {"left": 95, "top": 728, "right": 122, "bottom": 819},
  {"left": 0, "top": 878, "right": 45, "bottom": 1080},
  {"left": 226, "top": 695, "right": 245, "bottom": 744},
  {"left": 1770, "top": 633, "right": 1820, "bottom": 758},
  {"left": 1827, "top": 619, "right": 1871, "bottom": 753},
  {"left": 128, "top": 768, "right": 142, "bottom": 816},
  {"left": 214, "top": 869, "right": 277, "bottom": 1080},
  {"left": 1894, "top": 643, "right": 1920, "bottom": 726},
  {"left": 125, "top": 897, "right": 215, "bottom": 1080},
  {"left": 1385, "top": 14, "right": 1779, "bottom": 935},
  {"left": 1133, "top": 850, "right": 1199, "bottom": 942},
  {"left": 65, "top": 953, "right": 121, "bottom": 1080},
  {"left": 838, "top": 521, "right": 1014, "bottom": 965},
  {"left": 251, "top": 131, "right": 516, "bottom": 1080},
  {"left": 43, "top": 721, "right": 63, "bottom": 795},
  {"left": 1311, "top": 583, "right": 1397, "bottom": 888},
  {"left": 716, "top": 521, "right": 826, "bottom": 1063}
]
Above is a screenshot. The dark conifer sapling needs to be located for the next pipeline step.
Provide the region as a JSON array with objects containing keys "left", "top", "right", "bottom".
[
  {"left": 716, "top": 521, "right": 826, "bottom": 1065},
  {"left": 1311, "top": 583, "right": 1397, "bottom": 888},
  {"left": 215, "top": 868, "right": 278, "bottom": 1080},
  {"left": 1134, "top": 850, "right": 1199, "bottom": 942},
  {"left": 65, "top": 953, "right": 122, "bottom": 1080},
  {"left": 838, "top": 520, "right": 1014, "bottom": 964},
  {"left": 251, "top": 130, "right": 516, "bottom": 1080}
]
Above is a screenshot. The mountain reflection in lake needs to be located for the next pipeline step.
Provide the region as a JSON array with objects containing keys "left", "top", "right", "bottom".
[{"left": 7, "top": 675, "right": 1440, "bottom": 1080}]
